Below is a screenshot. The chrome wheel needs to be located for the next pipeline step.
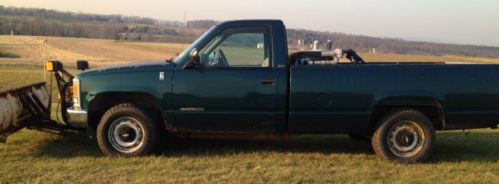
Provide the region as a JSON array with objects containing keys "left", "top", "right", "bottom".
[
  {"left": 387, "top": 121, "right": 425, "bottom": 158},
  {"left": 108, "top": 116, "right": 145, "bottom": 153}
]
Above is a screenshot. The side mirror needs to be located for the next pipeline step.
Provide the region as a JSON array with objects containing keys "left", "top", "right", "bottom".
[
  {"left": 76, "top": 60, "right": 89, "bottom": 71},
  {"left": 189, "top": 48, "right": 200, "bottom": 65}
]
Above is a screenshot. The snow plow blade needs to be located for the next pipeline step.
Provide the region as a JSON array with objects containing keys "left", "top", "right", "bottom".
[{"left": 0, "top": 82, "right": 51, "bottom": 143}]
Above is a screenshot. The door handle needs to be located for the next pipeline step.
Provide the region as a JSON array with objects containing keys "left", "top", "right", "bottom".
[{"left": 261, "top": 79, "right": 276, "bottom": 85}]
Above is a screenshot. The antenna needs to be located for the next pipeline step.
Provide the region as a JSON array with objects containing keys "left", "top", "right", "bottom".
[
  {"left": 183, "top": 10, "right": 187, "bottom": 48},
  {"left": 183, "top": 10, "right": 186, "bottom": 28}
]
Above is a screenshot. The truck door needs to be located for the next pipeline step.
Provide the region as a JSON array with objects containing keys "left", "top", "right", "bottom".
[{"left": 172, "top": 26, "right": 280, "bottom": 132}]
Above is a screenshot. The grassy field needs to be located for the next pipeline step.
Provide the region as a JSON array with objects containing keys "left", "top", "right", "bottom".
[
  {"left": 0, "top": 36, "right": 498, "bottom": 183},
  {"left": 1, "top": 128, "right": 497, "bottom": 183},
  {"left": 2, "top": 35, "right": 499, "bottom": 67},
  {"left": 0, "top": 35, "right": 188, "bottom": 67}
]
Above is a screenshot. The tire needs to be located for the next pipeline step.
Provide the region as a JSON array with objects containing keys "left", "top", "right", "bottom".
[
  {"left": 348, "top": 133, "right": 372, "bottom": 141},
  {"left": 97, "top": 103, "right": 159, "bottom": 156},
  {"left": 372, "top": 109, "right": 435, "bottom": 163}
]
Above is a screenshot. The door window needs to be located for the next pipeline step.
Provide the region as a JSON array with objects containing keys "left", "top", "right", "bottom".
[{"left": 200, "top": 27, "right": 270, "bottom": 68}]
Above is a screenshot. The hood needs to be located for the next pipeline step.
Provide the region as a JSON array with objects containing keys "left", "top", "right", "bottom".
[{"left": 77, "top": 60, "right": 175, "bottom": 78}]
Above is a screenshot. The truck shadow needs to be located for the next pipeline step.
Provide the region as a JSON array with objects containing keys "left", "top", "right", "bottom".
[
  {"left": 430, "top": 131, "right": 499, "bottom": 163},
  {"left": 32, "top": 134, "right": 373, "bottom": 158},
  {"left": 159, "top": 135, "right": 373, "bottom": 156},
  {"left": 32, "top": 131, "right": 498, "bottom": 163}
]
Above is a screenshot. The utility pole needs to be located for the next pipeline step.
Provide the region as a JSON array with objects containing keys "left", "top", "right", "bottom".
[{"left": 43, "top": 38, "right": 47, "bottom": 81}]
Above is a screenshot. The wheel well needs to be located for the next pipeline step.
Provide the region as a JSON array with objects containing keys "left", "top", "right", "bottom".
[
  {"left": 369, "top": 105, "right": 445, "bottom": 132},
  {"left": 87, "top": 92, "right": 164, "bottom": 138}
]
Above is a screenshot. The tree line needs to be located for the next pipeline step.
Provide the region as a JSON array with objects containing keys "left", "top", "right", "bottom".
[
  {"left": 1, "top": 6, "right": 498, "bottom": 58},
  {"left": 286, "top": 29, "right": 499, "bottom": 58},
  {"left": 0, "top": 6, "right": 158, "bottom": 25}
]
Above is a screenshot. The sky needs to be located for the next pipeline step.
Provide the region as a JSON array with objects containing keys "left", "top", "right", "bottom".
[{"left": 2, "top": 0, "right": 499, "bottom": 47}]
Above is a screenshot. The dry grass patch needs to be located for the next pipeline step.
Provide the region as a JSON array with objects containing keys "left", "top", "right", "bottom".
[
  {"left": 0, "top": 35, "right": 188, "bottom": 67},
  {"left": 362, "top": 52, "right": 499, "bottom": 63}
]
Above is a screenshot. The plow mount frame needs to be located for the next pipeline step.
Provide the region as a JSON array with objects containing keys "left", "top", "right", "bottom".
[{"left": 1, "top": 61, "right": 86, "bottom": 143}]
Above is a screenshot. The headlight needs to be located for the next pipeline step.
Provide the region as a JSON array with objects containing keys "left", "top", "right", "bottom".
[{"left": 72, "top": 77, "right": 81, "bottom": 109}]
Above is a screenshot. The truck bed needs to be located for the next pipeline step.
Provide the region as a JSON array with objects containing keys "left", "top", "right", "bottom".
[{"left": 288, "top": 64, "right": 499, "bottom": 133}]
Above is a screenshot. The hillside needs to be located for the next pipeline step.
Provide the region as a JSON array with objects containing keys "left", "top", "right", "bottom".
[
  {"left": 1, "top": 6, "right": 499, "bottom": 58},
  {"left": 1, "top": 35, "right": 499, "bottom": 68},
  {"left": 0, "top": 35, "right": 188, "bottom": 66}
]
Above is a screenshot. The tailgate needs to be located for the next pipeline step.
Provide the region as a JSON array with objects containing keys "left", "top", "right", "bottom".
[{"left": 0, "top": 82, "right": 50, "bottom": 142}]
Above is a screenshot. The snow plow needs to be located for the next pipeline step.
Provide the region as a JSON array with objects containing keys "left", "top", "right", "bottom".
[{"left": 0, "top": 61, "right": 87, "bottom": 143}]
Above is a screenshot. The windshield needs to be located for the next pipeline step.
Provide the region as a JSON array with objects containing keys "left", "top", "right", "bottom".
[{"left": 174, "top": 25, "right": 218, "bottom": 64}]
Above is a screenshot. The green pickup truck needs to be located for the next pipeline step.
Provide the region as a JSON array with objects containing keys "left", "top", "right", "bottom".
[{"left": 64, "top": 20, "right": 498, "bottom": 162}]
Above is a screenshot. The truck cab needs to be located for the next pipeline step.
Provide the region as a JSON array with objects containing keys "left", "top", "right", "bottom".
[{"left": 170, "top": 20, "right": 289, "bottom": 132}]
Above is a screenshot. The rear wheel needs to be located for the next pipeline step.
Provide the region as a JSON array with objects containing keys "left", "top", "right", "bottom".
[
  {"left": 372, "top": 109, "right": 435, "bottom": 163},
  {"left": 97, "top": 103, "right": 159, "bottom": 156}
]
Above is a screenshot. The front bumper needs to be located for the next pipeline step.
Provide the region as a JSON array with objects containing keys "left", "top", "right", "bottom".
[{"left": 67, "top": 108, "right": 88, "bottom": 128}]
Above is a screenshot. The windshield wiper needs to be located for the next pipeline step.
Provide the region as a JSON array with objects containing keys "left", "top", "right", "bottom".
[{"left": 165, "top": 57, "right": 175, "bottom": 63}]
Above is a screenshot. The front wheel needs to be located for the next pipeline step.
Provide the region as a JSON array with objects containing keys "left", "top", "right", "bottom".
[
  {"left": 97, "top": 103, "right": 159, "bottom": 156},
  {"left": 372, "top": 109, "right": 435, "bottom": 163}
]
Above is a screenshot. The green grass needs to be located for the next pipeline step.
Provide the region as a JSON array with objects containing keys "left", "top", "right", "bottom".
[
  {"left": 1, "top": 129, "right": 498, "bottom": 183},
  {"left": 1, "top": 64, "right": 498, "bottom": 183},
  {"left": 0, "top": 64, "right": 46, "bottom": 90}
]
